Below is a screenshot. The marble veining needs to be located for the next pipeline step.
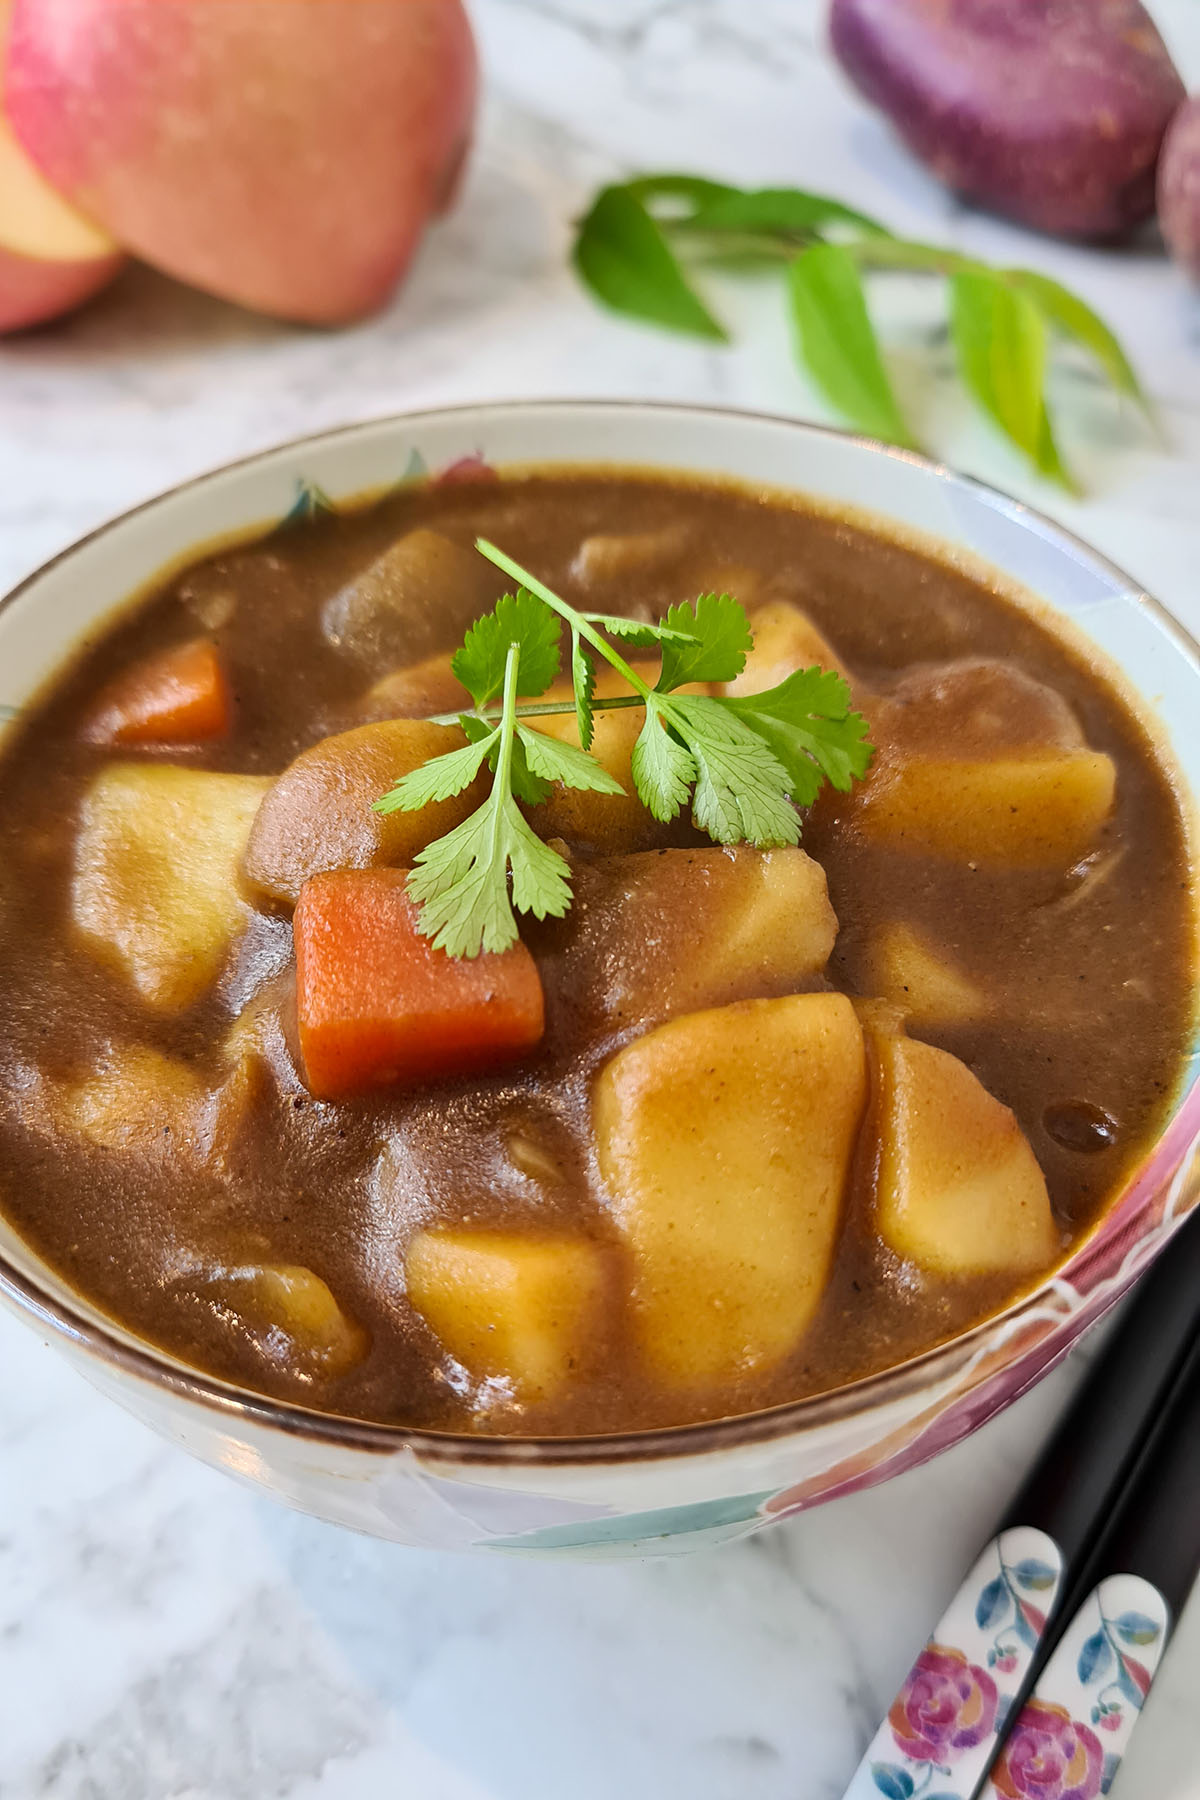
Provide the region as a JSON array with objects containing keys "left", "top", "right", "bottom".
[{"left": 3, "top": 2, "right": 1200, "bottom": 1795}]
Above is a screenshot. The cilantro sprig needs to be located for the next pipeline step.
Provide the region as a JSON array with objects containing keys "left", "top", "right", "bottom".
[
  {"left": 375, "top": 539, "right": 873, "bottom": 958},
  {"left": 572, "top": 176, "right": 1155, "bottom": 492}
]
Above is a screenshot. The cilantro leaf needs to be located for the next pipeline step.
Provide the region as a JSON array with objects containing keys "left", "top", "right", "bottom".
[
  {"left": 572, "top": 630, "right": 597, "bottom": 750},
  {"left": 407, "top": 791, "right": 572, "bottom": 958},
  {"left": 518, "top": 726, "right": 627, "bottom": 795},
  {"left": 722, "top": 667, "right": 875, "bottom": 803},
  {"left": 507, "top": 734, "right": 555, "bottom": 806},
  {"left": 657, "top": 593, "right": 753, "bottom": 690},
  {"left": 662, "top": 695, "right": 802, "bottom": 846},
  {"left": 631, "top": 700, "right": 696, "bottom": 821},
  {"left": 452, "top": 589, "right": 561, "bottom": 707},
  {"left": 396, "top": 538, "right": 875, "bottom": 957},
  {"left": 585, "top": 612, "right": 700, "bottom": 650},
  {"left": 374, "top": 730, "right": 496, "bottom": 813}
]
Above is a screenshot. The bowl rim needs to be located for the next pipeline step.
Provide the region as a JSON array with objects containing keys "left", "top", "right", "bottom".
[{"left": 2, "top": 395, "right": 1198, "bottom": 1469}]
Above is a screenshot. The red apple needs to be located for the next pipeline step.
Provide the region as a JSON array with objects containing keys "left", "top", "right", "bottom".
[
  {"left": 4, "top": 0, "right": 477, "bottom": 326},
  {"left": 0, "top": 0, "right": 122, "bottom": 332}
]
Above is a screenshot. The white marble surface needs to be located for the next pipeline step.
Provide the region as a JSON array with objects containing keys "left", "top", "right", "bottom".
[{"left": 3, "top": 2, "right": 1200, "bottom": 1795}]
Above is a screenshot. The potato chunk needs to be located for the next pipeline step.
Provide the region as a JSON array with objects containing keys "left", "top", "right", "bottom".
[
  {"left": 242, "top": 719, "right": 484, "bottom": 908},
  {"left": 553, "top": 846, "right": 836, "bottom": 1032},
  {"left": 322, "top": 529, "right": 496, "bottom": 670},
  {"left": 856, "top": 752, "right": 1116, "bottom": 866},
  {"left": 723, "top": 599, "right": 850, "bottom": 693},
  {"left": 197, "top": 1261, "right": 368, "bottom": 1379},
  {"left": 865, "top": 922, "right": 990, "bottom": 1027},
  {"left": 55, "top": 1044, "right": 209, "bottom": 1159},
  {"left": 525, "top": 661, "right": 671, "bottom": 854},
  {"left": 868, "top": 1023, "right": 1059, "bottom": 1277},
  {"left": 406, "top": 1229, "right": 607, "bottom": 1400},
  {"left": 362, "top": 651, "right": 468, "bottom": 721},
  {"left": 570, "top": 524, "right": 690, "bottom": 587},
  {"left": 595, "top": 993, "right": 867, "bottom": 1385},
  {"left": 73, "top": 765, "right": 270, "bottom": 1011}
]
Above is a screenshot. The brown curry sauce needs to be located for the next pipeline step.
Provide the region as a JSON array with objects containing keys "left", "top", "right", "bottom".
[{"left": 0, "top": 471, "right": 1190, "bottom": 1433}]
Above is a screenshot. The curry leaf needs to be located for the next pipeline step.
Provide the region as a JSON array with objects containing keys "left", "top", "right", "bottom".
[
  {"left": 683, "top": 185, "right": 888, "bottom": 239},
  {"left": 573, "top": 184, "right": 727, "bottom": 341},
  {"left": 949, "top": 267, "right": 1072, "bottom": 488},
  {"left": 789, "top": 244, "right": 916, "bottom": 449},
  {"left": 1007, "top": 267, "right": 1151, "bottom": 416}
]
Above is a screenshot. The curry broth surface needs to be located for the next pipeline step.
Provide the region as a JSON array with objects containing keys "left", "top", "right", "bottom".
[{"left": 0, "top": 471, "right": 1190, "bottom": 1433}]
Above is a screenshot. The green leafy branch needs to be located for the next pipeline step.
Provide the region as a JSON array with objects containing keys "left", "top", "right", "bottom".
[
  {"left": 572, "top": 175, "right": 1155, "bottom": 491},
  {"left": 375, "top": 539, "right": 873, "bottom": 958}
]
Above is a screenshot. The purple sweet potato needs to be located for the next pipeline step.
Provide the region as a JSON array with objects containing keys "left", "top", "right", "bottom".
[
  {"left": 830, "top": 0, "right": 1185, "bottom": 240},
  {"left": 1159, "top": 95, "right": 1200, "bottom": 281}
]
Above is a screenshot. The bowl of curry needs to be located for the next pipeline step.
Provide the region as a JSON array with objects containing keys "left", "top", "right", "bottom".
[{"left": 0, "top": 401, "right": 1196, "bottom": 1556}]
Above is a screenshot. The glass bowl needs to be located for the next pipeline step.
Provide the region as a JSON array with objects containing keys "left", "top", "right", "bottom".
[{"left": 1, "top": 401, "right": 1197, "bottom": 1558}]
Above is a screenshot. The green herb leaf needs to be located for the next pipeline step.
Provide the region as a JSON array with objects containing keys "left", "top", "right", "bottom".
[
  {"left": 1006, "top": 267, "right": 1151, "bottom": 417},
  {"left": 518, "top": 726, "right": 627, "bottom": 795},
  {"left": 630, "top": 701, "right": 697, "bottom": 821},
  {"left": 949, "top": 266, "right": 1073, "bottom": 488},
  {"left": 626, "top": 174, "right": 740, "bottom": 215},
  {"left": 407, "top": 792, "right": 572, "bottom": 958},
  {"left": 571, "top": 629, "right": 596, "bottom": 751},
  {"left": 572, "top": 184, "right": 728, "bottom": 341},
  {"left": 398, "top": 540, "right": 875, "bottom": 956},
  {"left": 453, "top": 589, "right": 562, "bottom": 707},
  {"left": 506, "top": 734, "right": 555, "bottom": 806},
  {"left": 682, "top": 185, "right": 888, "bottom": 240},
  {"left": 788, "top": 244, "right": 916, "bottom": 449},
  {"left": 722, "top": 667, "right": 874, "bottom": 803},
  {"left": 584, "top": 612, "right": 700, "bottom": 649},
  {"left": 662, "top": 695, "right": 802, "bottom": 846},
  {"left": 374, "top": 731, "right": 495, "bottom": 814},
  {"left": 657, "top": 593, "right": 753, "bottom": 690}
]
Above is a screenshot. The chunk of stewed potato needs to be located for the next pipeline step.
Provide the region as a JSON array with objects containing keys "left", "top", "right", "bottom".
[
  {"left": 723, "top": 599, "right": 850, "bottom": 693},
  {"left": 55, "top": 1044, "right": 209, "bottom": 1159},
  {"left": 73, "top": 765, "right": 270, "bottom": 1012},
  {"left": 555, "top": 845, "right": 837, "bottom": 1031},
  {"left": 866, "top": 1020, "right": 1060, "bottom": 1277},
  {"left": 570, "top": 524, "right": 691, "bottom": 588},
  {"left": 855, "top": 752, "right": 1116, "bottom": 867},
  {"left": 879, "top": 659, "right": 1085, "bottom": 757},
  {"left": 865, "top": 922, "right": 990, "bottom": 1027},
  {"left": 322, "top": 529, "right": 497, "bottom": 671},
  {"left": 198, "top": 1261, "right": 369, "bottom": 1379},
  {"left": 524, "top": 661, "right": 672, "bottom": 854},
  {"left": 361, "top": 651, "right": 468, "bottom": 721},
  {"left": 406, "top": 1229, "right": 608, "bottom": 1400},
  {"left": 242, "top": 719, "right": 485, "bottom": 909},
  {"left": 595, "top": 993, "right": 867, "bottom": 1386}
]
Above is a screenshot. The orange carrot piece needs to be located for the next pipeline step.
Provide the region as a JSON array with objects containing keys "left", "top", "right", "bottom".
[
  {"left": 294, "top": 869, "right": 545, "bottom": 1100},
  {"left": 86, "top": 639, "right": 232, "bottom": 746}
]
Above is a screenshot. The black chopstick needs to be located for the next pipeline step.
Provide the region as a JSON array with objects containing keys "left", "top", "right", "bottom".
[
  {"left": 998, "top": 1206, "right": 1200, "bottom": 1573},
  {"left": 839, "top": 1210, "right": 1200, "bottom": 1800},
  {"left": 979, "top": 1329, "right": 1200, "bottom": 1798}
]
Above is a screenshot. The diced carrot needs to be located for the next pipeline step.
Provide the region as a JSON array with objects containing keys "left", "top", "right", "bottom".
[
  {"left": 293, "top": 869, "right": 545, "bottom": 1100},
  {"left": 86, "top": 639, "right": 232, "bottom": 746}
]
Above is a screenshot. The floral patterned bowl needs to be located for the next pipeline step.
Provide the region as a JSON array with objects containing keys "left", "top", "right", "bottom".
[{"left": 1, "top": 401, "right": 1197, "bottom": 1558}]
